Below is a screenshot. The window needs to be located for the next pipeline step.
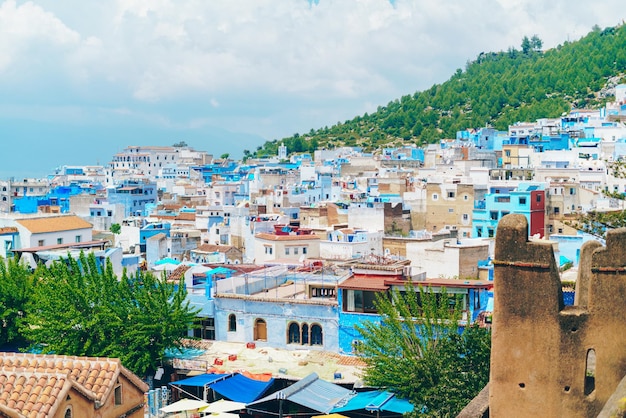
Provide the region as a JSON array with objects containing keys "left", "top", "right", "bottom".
[
  {"left": 490, "top": 211, "right": 498, "bottom": 220},
  {"left": 462, "top": 214, "right": 469, "bottom": 221},
  {"left": 311, "top": 324, "right": 323, "bottom": 345},
  {"left": 432, "top": 193, "right": 438, "bottom": 201},
  {"left": 228, "top": 314, "right": 237, "bottom": 332},
  {"left": 64, "top": 408, "right": 72, "bottom": 418},
  {"left": 302, "top": 247, "right": 307, "bottom": 254},
  {"left": 488, "top": 228, "right": 494, "bottom": 238},
  {"left": 554, "top": 207, "right": 560, "bottom": 215},
  {"left": 265, "top": 246, "right": 273, "bottom": 254},
  {"left": 38, "top": 240, "right": 44, "bottom": 247},
  {"left": 311, "top": 287, "right": 335, "bottom": 298},
  {"left": 519, "top": 197, "right": 527, "bottom": 205},
  {"left": 294, "top": 248, "right": 299, "bottom": 255},
  {"left": 194, "top": 318, "right": 215, "bottom": 340},
  {"left": 570, "top": 188, "right": 576, "bottom": 195},
  {"left": 464, "top": 195, "right": 469, "bottom": 200},
  {"left": 343, "top": 289, "right": 377, "bottom": 313},
  {"left": 585, "top": 349, "right": 596, "bottom": 395},
  {"left": 288, "top": 322, "right": 300, "bottom": 344},
  {"left": 75, "top": 235, "right": 81, "bottom": 243},
  {"left": 285, "top": 248, "right": 290, "bottom": 255},
  {"left": 448, "top": 208, "right": 454, "bottom": 213},
  {"left": 57, "top": 238, "right": 63, "bottom": 245},
  {"left": 114, "top": 385, "right": 122, "bottom": 405},
  {"left": 476, "top": 228, "right": 482, "bottom": 237},
  {"left": 447, "top": 191, "right": 455, "bottom": 198},
  {"left": 536, "top": 194, "right": 542, "bottom": 202}
]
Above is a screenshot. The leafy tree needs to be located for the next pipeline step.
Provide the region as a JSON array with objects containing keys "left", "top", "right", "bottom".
[
  {"left": 355, "top": 281, "right": 491, "bottom": 417},
  {"left": 110, "top": 223, "right": 121, "bottom": 234},
  {"left": 0, "top": 257, "right": 34, "bottom": 348},
  {"left": 22, "top": 252, "right": 199, "bottom": 377},
  {"left": 220, "top": 153, "right": 230, "bottom": 160},
  {"left": 252, "top": 24, "right": 626, "bottom": 157}
]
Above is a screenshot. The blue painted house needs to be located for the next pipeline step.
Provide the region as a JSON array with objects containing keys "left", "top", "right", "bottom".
[
  {"left": 336, "top": 260, "right": 491, "bottom": 355},
  {"left": 107, "top": 179, "right": 157, "bottom": 217},
  {"left": 473, "top": 183, "right": 546, "bottom": 238}
]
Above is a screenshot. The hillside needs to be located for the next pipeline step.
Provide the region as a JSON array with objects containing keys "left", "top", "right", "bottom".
[{"left": 251, "top": 25, "right": 626, "bottom": 158}]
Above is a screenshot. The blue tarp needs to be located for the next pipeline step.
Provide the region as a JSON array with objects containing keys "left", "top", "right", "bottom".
[
  {"left": 170, "top": 373, "right": 274, "bottom": 403},
  {"left": 210, "top": 373, "right": 274, "bottom": 403},
  {"left": 332, "top": 390, "right": 414, "bottom": 414},
  {"left": 171, "top": 373, "right": 231, "bottom": 387}
]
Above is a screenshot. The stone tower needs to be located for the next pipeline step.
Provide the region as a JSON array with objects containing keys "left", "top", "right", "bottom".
[{"left": 489, "top": 214, "right": 626, "bottom": 417}]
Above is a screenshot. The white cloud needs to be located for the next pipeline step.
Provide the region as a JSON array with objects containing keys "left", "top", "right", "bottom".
[{"left": 0, "top": 0, "right": 624, "bottom": 139}]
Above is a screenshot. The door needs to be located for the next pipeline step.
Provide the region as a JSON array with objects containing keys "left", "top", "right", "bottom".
[{"left": 254, "top": 319, "right": 267, "bottom": 341}]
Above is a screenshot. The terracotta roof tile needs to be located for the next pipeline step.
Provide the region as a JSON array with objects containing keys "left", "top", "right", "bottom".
[
  {"left": 0, "top": 352, "right": 148, "bottom": 418},
  {"left": 16, "top": 215, "right": 93, "bottom": 234}
]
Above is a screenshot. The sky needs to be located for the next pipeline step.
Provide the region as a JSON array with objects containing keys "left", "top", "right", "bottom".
[{"left": 0, "top": 0, "right": 624, "bottom": 179}]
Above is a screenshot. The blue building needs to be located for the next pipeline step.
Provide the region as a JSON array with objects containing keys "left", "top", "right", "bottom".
[
  {"left": 336, "top": 260, "right": 491, "bottom": 355},
  {"left": 107, "top": 179, "right": 157, "bottom": 217},
  {"left": 139, "top": 222, "right": 171, "bottom": 252},
  {"left": 473, "top": 183, "right": 546, "bottom": 238}
]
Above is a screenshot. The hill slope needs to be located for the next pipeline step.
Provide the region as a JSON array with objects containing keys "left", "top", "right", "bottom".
[{"left": 252, "top": 25, "right": 626, "bottom": 158}]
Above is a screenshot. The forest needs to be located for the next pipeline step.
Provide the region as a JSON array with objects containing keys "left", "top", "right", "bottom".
[{"left": 251, "top": 25, "right": 626, "bottom": 158}]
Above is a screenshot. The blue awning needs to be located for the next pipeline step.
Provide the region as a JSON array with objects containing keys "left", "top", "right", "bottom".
[
  {"left": 170, "top": 373, "right": 231, "bottom": 387},
  {"left": 170, "top": 373, "right": 274, "bottom": 403},
  {"left": 332, "top": 390, "right": 414, "bottom": 414},
  {"left": 210, "top": 373, "right": 274, "bottom": 403}
]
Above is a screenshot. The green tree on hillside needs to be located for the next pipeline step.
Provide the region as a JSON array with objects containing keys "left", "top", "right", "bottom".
[
  {"left": 254, "top": 24, "right": 626, "bottom": 158},
  {"left": 22, "top": 252, "right": 198, "bottom": 376},
  {"left": 355, "top": 281, "right": 491, "bottom": 417}
]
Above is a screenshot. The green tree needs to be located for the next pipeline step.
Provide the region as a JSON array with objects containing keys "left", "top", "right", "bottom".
[
  {"left": 110, "top": 223, "right": 121, "bottom": 234},
  {"left": 220, "top": 153, "right": 230, "bottom": 160},
  {"left": 0, "top": 257, "right": 34, "bottom": 348},
  {"left": 22, "top": 252, "right": 199, "bottom": 376},
  {"left": 355, "top": 281, "right": 491, "bottom": 417}
]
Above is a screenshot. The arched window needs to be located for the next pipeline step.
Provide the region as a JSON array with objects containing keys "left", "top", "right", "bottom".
[
  {"left": 584, "top": 348, "right": 596, "bottom": 396},
  {"left": 301, "top": 323, "right": 309, "bottom": 345},
  {"left": 288, "top": 322, "right": 300, "bottom": 344},
  {"left": 64, "top": 408, "right": 72, "bottom": 418},
  {"left": 228, "top": 314, "right": 237, "bottom": 332},
  {"left": 311, "top": 324, "right": 323, "bottom": 346},
  {"left": 254, "top": 318, "right": 267, "bottom": 341}
]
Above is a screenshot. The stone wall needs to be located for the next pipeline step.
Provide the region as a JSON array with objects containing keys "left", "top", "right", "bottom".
[{"left": 489, "top": 213, "right": 626, "bottom": 417}]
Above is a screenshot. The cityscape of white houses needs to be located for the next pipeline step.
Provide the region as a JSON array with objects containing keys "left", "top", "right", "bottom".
[{"left": 3, "top": 88, "right": 626, "bottom": 365}]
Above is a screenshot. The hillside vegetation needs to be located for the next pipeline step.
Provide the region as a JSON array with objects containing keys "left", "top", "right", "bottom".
[{"left": 251, "top": 25, "right": 626, "bottom": 158}]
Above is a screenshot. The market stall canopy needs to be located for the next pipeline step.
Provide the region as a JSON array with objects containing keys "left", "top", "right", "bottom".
[
  {"left": 160, "top": 398, "right": 210, "bottom": 413},
  {"left": 201, "top": 399, "right": 246, "bottom": 413},
  {"left": 170, "top": 372, "right": 274, "bottom": 403}
]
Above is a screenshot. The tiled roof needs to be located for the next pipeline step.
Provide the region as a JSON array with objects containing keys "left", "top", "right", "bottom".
[
  {"left": 16, "top": 216, "right": 93, "bottom": 234},
  {"left": 194, "top": 244, "right": 235, "bottom": 253},
  {"left": 176, "top": 212, "right": 196, "bottom": 221},
  {"left": 337, "top": 275, "right": 390, "bottom": 291},
  {"left": 0, "top": 353, "right": 148, "bottom": 418}
]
